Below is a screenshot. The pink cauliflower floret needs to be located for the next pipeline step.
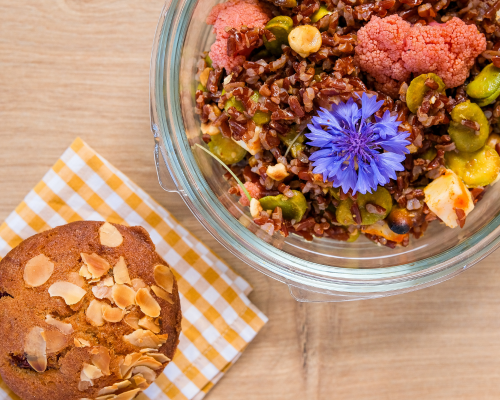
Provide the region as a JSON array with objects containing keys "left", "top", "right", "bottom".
[
  {"left": 207, "top": 0, "right": 271, "bottom": 73},
  {"left": 239, "top": 181, "right": 263, "bottom": 207},
  {"left": 403, "top": 18, "right": 486, "bottom": 88},
  {"left": 354, "top": 15, "right": 412, "bottom": 96},
  {"left": 355, "top": 15, "right": 486, "bottom": 97}
]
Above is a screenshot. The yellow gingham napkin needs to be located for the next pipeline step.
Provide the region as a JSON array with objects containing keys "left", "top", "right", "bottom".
[{"left": 0, "top": 138, "right": 267, "bottom": 400}]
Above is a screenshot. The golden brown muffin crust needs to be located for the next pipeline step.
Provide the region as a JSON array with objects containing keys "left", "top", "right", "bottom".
[{"left": 0, "top": 221, "right": 182, "bottom": 400}]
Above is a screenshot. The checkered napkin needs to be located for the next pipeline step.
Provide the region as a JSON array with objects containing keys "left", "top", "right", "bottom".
[{"left": 0, "top": 138, "right": 267, "bottom": 400}]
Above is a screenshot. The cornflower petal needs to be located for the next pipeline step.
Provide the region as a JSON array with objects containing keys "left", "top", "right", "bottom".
[{"left": 360, "top": 92, "right": 384, "bottom": 122}]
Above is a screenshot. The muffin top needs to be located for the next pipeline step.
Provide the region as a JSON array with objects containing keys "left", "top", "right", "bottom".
[{"left": 0, "top": 221, "right": 182, "bottom": 400}]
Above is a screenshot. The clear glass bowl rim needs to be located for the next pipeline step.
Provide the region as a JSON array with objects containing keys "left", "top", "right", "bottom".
[{"left": 149, "top": 0, "right": 500, "bottom": 299}]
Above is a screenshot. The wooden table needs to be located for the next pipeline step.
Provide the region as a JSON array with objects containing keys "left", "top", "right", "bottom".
[{"left": 2, "top": 2, "right": 500, "bottom": 399}]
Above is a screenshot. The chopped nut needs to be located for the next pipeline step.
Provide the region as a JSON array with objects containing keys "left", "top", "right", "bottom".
[
  {"left": 266, "top": 163, "right": 289, "bottom": 181},
  {"left": 154, "top": 265, "right": 174, "bottom": 294},
  {"left": 113, "top": 256, "right": 131, "bottom": 285},
  {"left": 138, "top": 316, "right": 160, "bottom": 334},
  {"left": 24, "top": 327, "right": 47, "bottom": 373},
  {"left": 45, "top": 314, "right": 74, "bottom": 335},
  {"left": 81, "top": 253, "right": 111, "bottom": 279},
  {"left": 99, "top": 222, "right": 124, "bottom": 247},
  {"left": 23, "top": 254, "right": 54, "bottom": 288},
  {"left": 151, "top": 285, "right": 174, "bottom": 305},
  {"left": 201, "top": 122, "right": 220, "bottom": 136},
  {"left": 41, "top": 330, "right": 68, "bottom": 354},
  {"left": 131, "top": 366, "right": 157, "bottom": 383},
  {"left": 123, "top": 329, "right": 168, "bottom": 348},
  {"left": 288, "top": 25, "right": 322, "bottom": 58},
  {"left": 199, "top": 67, "right": 212, "bottom": 87},
  {"left": 102, "top": 304, "right": 126, "bottom": 323},
  {"left": 86, "top": 299, "right": 105, "bottom": 327},
  {"left": 135, "top": 288, "right": 161, "bottom": 318},
  {"left": 250, "top": 198, "right": 263, "bottom": 219},
  {"left": 112, "top": 284, "right": 136, "bottom": 309},
  {"left": 92, "top": 347, "right": 111, "bottom": 376},
  {"left": 131, "top": 278, "right": 147, "bottom": 291},
  {"left": 48, "top": 281, "right": 87, "bottom": 305}
]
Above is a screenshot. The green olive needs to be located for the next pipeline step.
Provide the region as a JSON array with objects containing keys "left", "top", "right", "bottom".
[
  {"left": 448, "top": 100, "right": 490, "bottom": 152},
  {"left": 386, "top": 206, "right": 411, "bottom": 234},
  {"left": 347, "top": 228, "right": 360, "bottom": 242},
  {"left": 311, "top": 5, "right": 332, "bottom": 23},
  {"left": 406, "top": 73, "right": 446, "bottom": 114},
  {"left": 207, "top": 134, "right": 247, "bottom": 165},
  {"left": 205, "top": 55, "right": 213, "bottom": 68},
  {"left": 335, "top": 186, "right": 393, "bottom": 226},
  {"left": 445, "top": 145, "right": 500, "bottom": 188},
  {"left": 263, "top": 16, "right": 294, "bottom": 55},
  {"left": 259, "top": 190, "right": 308, "bottom": 222},
  {"left": 279, "top": 129, "right": 306, "bottom": 157},
  {"left": 466, "top": 64, "right": 500, "bottom": 107},
  {"left": 420, "top": 147, "right": 437, "bottom": 161},
  {"left": 328, "top": 187, "right": 341, "bottom": 201},
  {"left": 269, "top": 0, "right": 297, "bottom": 8},
  {"left": 223, "top": 90, "right": 271, "bottom": 125}
]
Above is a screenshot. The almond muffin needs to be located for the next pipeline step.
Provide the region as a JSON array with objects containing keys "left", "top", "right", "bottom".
[{"left": 0, "top": 221, "right": 182, "bottom": 400}]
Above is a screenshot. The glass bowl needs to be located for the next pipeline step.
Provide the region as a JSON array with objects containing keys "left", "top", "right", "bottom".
[{"left": 149, "top": 0, "right": 500, "bottom": 302}]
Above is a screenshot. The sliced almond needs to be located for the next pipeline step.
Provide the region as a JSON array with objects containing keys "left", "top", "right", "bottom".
[
  {"left": 102, "top": 304, "right": 126, "bottom": 323},
  {"left": 151, "top": 285, "right": 174, "bottom": 305},
  {"left": 113, "top": 388, "right": 141, "bottom": 400},
  {"left": 154, "top": 265, "right": 174, "bottom": 294},
  {"left": 102, "top": 276, "right": 114, "bottom": 287},
  {"left": 83, "top": 363, "right": 103, "bottom": 380},
  {"left": 123, "top": 310, "right": 141, "bottom": 330},
  {"left": 131, "top": 366, "right": 157, "bottom": 383},
  {"left": 74, "top": 338, "right": 91, "bottom": 348},
  {"left": 123, "top": 329, "right": 168, "bottom": 348},
  {"left": 92, "top": 281, "right": 113, "bottom": 302},
  {"left": 146, "top": 353, "right": 170, "bottom": 363},
  {"left": 119, "top": 353, "right": 142, "bottom": 378},
  {"left": 45, "top": 315, "right": 74, "bottom": 335},
  {"left": 48, "top": 281, "right": 87, "bottom": 305},
  {"left": 96, "top": 396, "right": 115, "bottom": 400},
  {"left": 131, "top": 278, "right": 147, "bottom": 292},
  {"left": 86, "top": 299, "right": 105, "bottom": 327},
  {"left": 98, "top": 380, "right": 131, "bottom": 396},
  {"left": 81, "top": 253, "right": 111, "bottom": 279},
  {"left": 112, "top": 284, "right": 136, "bottom": 309},
  {"left": 140, "top": 348, "right": 158, "bottom": 353},
  {"left": 79, "top": 264, "right": 92, "bottom": 280},
  {"left": 23, "top": 254, "right": 54, "bottom": 288},
  {"left": 130, "top": 374, "right": 149, "bottom": 390},
  {"left": 41, "top": 330, "right": 68, "bottom": 354},
  {"left": 113, "top": 256, "right": 131, "bottom": 285},
  {"left": 92, "top": 347, "right": 111, "bottom": 376},
  {"left": 138, "top": 316, "right": 160, "bottom": 334},
  {"left": 99, "top": 222, "right": 123, "bottom": 247},
  {"left": 134, "top": 355, "right": 162, "bottom": 370},
  {"left": 78, "top": 380, "right": 92, "bottom": 391},
  {"left": 67, "top": 272, "right": 86, "bottom": 288},
  {"left": 135, "top": 288, "right": 161, "bottom": 318},
  {"left": 24, "top": 327, "right": 47, "bottom": 373}
]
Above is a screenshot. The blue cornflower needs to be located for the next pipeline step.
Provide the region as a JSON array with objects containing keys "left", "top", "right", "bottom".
[{"left": 305, "top": 93, "right": 411, "bottom": 195}]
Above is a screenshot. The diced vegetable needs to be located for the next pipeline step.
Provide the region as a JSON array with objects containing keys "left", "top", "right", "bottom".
[{"left": 423, "top": 169, "right": 474, "bottom": 228}]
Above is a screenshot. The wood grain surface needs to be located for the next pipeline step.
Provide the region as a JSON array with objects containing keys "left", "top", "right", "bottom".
[{"left": 2, "top": 2, "right": 500, "bottom": 399}]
